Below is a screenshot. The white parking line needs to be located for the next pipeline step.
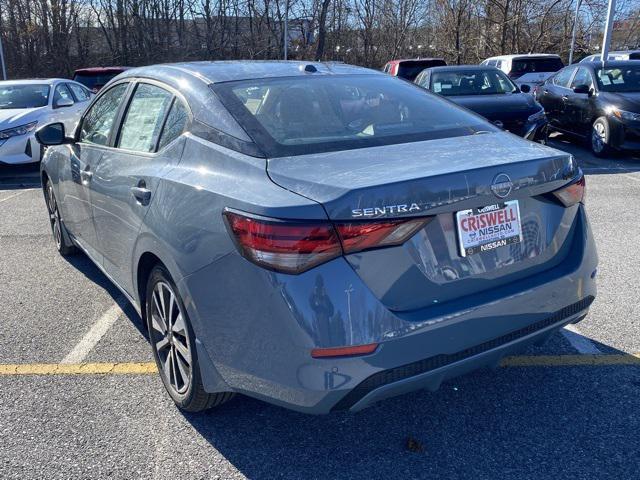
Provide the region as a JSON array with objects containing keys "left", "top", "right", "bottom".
[
  {"left": 623, "top": 173, "right": 640, "bottom": 183},
  {"left": 0, "top": 189, "right": 31, "bottom": 203},
  {"left": 61, "top": 296, "right": 128, "bottom": 364},
  {"left": 561, "top": 324, "right": 602, "bottom": 355}
]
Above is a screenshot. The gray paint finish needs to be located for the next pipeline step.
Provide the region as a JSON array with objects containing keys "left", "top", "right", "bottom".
[{"left": 41, "top": 61, "right": 597, "bottom": 414}]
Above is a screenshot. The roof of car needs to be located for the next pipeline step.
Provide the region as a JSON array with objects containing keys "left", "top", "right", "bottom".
[
  {"left": 578, "top": 59, "right": 640, "bottom": 68},
  {"left": 425, "top": 65, "right": 500, "bottom": 72},
  {"left": 0, "top": 78, "right": 68, "bottom": 86},
  {"left": 484, "top": 54, "right": 561, "bottom": 60},
  {"left": 73, "top": 67, "right": 131, "bottom": 74},
  {"left": 117, "top": 60, "right": 381, "bottom": 84}
]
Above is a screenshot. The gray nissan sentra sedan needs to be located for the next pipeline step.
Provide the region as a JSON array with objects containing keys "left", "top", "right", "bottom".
[{"left": 36, "top": 61, "right": 597, "bottom": 414}]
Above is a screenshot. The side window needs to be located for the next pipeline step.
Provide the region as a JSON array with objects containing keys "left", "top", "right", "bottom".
[
  {"left": 383, "top": 64, "right": 390, "bottom": 73},
  {"left": 68, "top": 83, "right": 91, "bottom": 102},
  {"left": 80, "top": 83, "right": 128, "bottom": 146},
  {"left": 496, "top": 60, "right": 503, "bottom": 69},
  {"left": 571, "top": 68, "right": 594, "bottom": 89},
  {"left": 487, "top": 60, "right": 497, "bottom": 67},
  {"left": 53, "top": 84, "right": 74, "bottom": 106},
  {"left": 117, "top": 83, "right": 173, "bottom": 153},
  {"left": 553, "top": 67, "right": 576, "bottom": 88},
  {"left": 158, "top": 100, "right": 189, "bottom": 150}
]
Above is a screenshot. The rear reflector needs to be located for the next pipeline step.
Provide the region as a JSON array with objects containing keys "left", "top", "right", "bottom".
[
  {"left": 311, "top": 343, "right": 379, "bottom": 358},
  {"left": 553, "top": 175, "right": 585, "bottom": 207},
  {"left": 224, "top": 211, "right": 429, "bottom": 274}
]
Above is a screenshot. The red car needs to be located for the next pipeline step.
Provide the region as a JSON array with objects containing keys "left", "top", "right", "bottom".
[
  {"left": 383, "top": 58, "right": 447, "bottom": 81},
  {"left": 72, "top": 67, "right": 131, "bottom": 92}
]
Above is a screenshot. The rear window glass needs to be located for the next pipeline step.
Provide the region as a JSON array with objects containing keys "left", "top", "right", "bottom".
[
  {"left": 73, "top": 73, "right": 121, "bottom": 90},
  {"left": 213, "top": 75, "right": 493, "bottom": 157},
  {"left": 511, "top": 58, "right": 564, "bottom": 74},
  {"left": 397, "top": 60, "right": 446, "bottom": 81},
  {"left": 431, "top": 70, "right": 517, "bottom": 95}
]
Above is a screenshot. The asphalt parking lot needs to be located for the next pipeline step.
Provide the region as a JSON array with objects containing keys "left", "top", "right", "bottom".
[{"left": 1, "top": 135, "right": 639, "bottom": 479}]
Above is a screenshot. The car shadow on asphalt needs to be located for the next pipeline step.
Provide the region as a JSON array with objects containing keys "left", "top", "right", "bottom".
[
  {"left": 181, "top": 335, "right": 639, "bottom": 479},
  {"left": 62, "top": 252, "right": 148, "bottom": 340}
]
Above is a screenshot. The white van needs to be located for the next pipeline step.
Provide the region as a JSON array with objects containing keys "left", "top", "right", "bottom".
[{"left": 480, "top": 54, "right": 564, "bottom": 93}]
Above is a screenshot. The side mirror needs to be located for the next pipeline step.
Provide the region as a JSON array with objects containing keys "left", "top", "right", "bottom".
[
  {"left": 54, "top": 97, "right": 74, "bottom": 109},
  {"left": 519, "top": 84, "right": 531, "bottom": 93},
  {"left": 35, "top": 122, "right": 73, "bottom": 146},
  {"left": 573, "top": 84, "right": 591, "bottom": 95}
]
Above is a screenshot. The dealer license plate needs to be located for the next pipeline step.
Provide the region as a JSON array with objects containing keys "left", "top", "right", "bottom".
[{"left": 455, "top": 200, "right": 523, "bottom": 257}]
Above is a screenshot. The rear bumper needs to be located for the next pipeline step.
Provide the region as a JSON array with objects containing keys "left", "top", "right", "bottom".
[{"left": 180, "top": 205, "right": 597, "bottom": 414}]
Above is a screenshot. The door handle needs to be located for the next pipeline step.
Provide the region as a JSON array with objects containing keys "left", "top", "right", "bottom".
[
  {"left": 80, "top": 167, "right": 93, "bottom": 185},
  {"left": 131, "top": 182, "right": 152, "bottom": 205},
  {"left": 561, "top": 95, "right": 569, "bottom": 101}
]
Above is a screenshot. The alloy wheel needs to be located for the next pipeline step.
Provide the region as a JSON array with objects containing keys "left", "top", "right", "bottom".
[
  {"left": 149, "top": 281, "right": 192, "bottom": 395},
  {"left": 46, "top": 183, "right": 62, "bottom": 249},
  {"left": 591, "top": 122, "right": 606, "bottom": 153}
]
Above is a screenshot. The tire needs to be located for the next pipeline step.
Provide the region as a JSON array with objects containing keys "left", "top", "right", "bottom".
[
  {"left": 590, "top": 116, "right": 613, "bottom": 157},
  {"left": 45, "top": 181, "right": 77, "bottom": 256},
  {"left": 145, "top": 265, "right": 234, "bottom": 412}
]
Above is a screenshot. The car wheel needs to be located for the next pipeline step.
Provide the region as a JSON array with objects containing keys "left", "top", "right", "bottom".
[
  {"left": 590, "top": 117, "right": 613, "bottom": 157},
  {"left": 146, "top": 265, "right": 234, "bottom": 412},
  {"left": 45, "top": 181, "right": 77, "bottom": 256}
]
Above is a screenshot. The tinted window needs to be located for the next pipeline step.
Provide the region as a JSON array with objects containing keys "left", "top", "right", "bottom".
[
  {"left": 571, "top": 68, "right": 593, "bottom": 89},
  {"left": 595, "top": 65, "right": 640, "bottom": 92},
  {"left": 431, "top": 70, "right": 517, "bottom": 96},
  {"left": 68, "top": 83, "right": 91, "bottom": 102},
  {"left": 552, "top": 67, "right": 576, "bottom": 87},
  {"left": 118, "top": 83, "right": 173, "bottom": 152},
  {"left": 511, "top": 57, "right": 564, "bottom": 75},
  {"left": 215, "top": 74, "right": 493, "bottom": 157},
  {"left": 80, "top": 83, "right": 128, "bottom": 146},
  {"left": 0, "top": 84, "right": 49, "bottom": 109},
  {"left": 158, "top": 100, "right": 188, "bottom": 150},
  {"left": 397, "top": 60, "right": 446, "bottom": 81},
  {"left": 630, "top": 53, "right": 640, "bottom": 60},
  {"left": 53, "top": 84, "right": 74, "bottom": 106},
  {"left": 73, "top": 72, "right": 121, "bottom": 90}
]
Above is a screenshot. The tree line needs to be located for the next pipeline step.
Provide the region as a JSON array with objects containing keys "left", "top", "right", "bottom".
[{"left": 0, "top": 0, "right": 638, "bottom": 78}]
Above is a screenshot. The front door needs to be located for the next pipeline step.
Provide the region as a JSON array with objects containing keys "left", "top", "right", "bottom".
[{"left": 565, "top": 67, "right": 596, "bottom": 136}]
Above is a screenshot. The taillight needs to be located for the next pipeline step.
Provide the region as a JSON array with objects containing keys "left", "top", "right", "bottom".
[
  {"left": 553, "top": 175, "right": 586, "bottom": 207},
  {"left": 224, "top": 211, "right": 429, "bottom": 274}
]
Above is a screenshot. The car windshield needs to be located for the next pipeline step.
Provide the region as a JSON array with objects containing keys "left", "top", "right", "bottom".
[
  {"left": 511, "top": 58, "right": 564, "bottom": 74},
  {"left": 431, "top": 70, "right": 517, "bottom": 96},
  {"left": 214, "top": 74, "right": 492, "bottom": 157},
  {"left": 73, "top": 73, "right": 120, "bottom": 90},
  {"left": 0, "top": 84, "right": 50, "bottom": 109},
  {"left": 595, "top": 65, "right": 640, "bottom": 92}
]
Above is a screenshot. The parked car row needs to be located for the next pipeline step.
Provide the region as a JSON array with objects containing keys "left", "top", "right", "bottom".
[{"left": 386, "top": 52, "right": 640, "bottom": 155}]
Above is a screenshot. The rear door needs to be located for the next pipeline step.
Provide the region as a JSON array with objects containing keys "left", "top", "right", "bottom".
[
  {"left": 58, "top": 82, "right": 130, "bottom": 260},
  {"left": 90, "top": 81, "right": 189, "bottom": 295}
]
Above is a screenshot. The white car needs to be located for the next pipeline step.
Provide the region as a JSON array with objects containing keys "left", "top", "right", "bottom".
[
  {"left": 580, "top": 50, "right": 640, "bottom": 63},
  {"left": 480, "top": 54, "right": 564, "bottom": 94},
  {"left": 0, "top": 79, "right": 92, "bottom": 165}
]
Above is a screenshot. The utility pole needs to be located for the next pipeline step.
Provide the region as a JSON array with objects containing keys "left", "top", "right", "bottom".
[
  {"left": 568, "top": 0, "right": 583, "bottom": 64},
  {"left": 283, "top": 0, "right": 289, "bottom": 60},
  {"left": 0, "top": 31, "right": 7, "bottom": 80},
  {"left": 601, "top": 0, "right": 617, "bottom": 62}
]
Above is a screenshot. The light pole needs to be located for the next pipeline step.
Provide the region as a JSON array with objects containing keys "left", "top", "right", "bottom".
[
  {"left": 283, "top": 0, "right": 289, "bottom": 60},
  {"left": 568, "top": 0, "right": 583, "bottom": 64},
  {"left": 0, "top": 32, "right": 7, "bottom": 80},
  {"left": 601, "top": 0, "right": 617, "bottom": 62}
]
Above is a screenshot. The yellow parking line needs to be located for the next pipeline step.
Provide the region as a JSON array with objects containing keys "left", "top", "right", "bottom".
[{"left": 0, "top": 355, "right": 639, "bottom": 377}]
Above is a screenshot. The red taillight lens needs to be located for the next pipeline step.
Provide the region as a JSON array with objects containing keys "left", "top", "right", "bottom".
[
  {"left": 337, "top": 218, "right": 429, "bottom": 254},
  {"left": 311, "top": 343, "right": 379, "bottom": 358},
  {"left": 224, "top": 211, "right": 429, "bottom": 274},
  {"left": 553, "top": 175, "right": 585, "bottom": 207},
  {"left": 224, "top": 212, "right": 341, "bottom": 274}
]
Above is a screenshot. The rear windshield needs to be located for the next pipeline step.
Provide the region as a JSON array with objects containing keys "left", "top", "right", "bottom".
[
  {"left": 73, "top": 72, "right": 121, "bottom": 90},
  {"left": 213, "top": 74, "right": 493, "bottom": 157},
  {"left": 397, "top": 60, "right": 446, "bottom": 81},
  {"left": 0, "top": 84, "right": 50, "bottom": 109},
  {"left": 595, "top": 65, "right": 640, "bottom": 92},
  {"left": 511, "top": 58, "right": 564, "bottom": 75},
  {"left": 431, "top": 70, "right": 517, "bottom": 95}
]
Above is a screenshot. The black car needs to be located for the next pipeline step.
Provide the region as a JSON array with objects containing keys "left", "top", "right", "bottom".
[
  {"left": 383, "top": 58, "right": 447, "bottom": 81},
  {"left": 536, "top": 60, "right": 640, "bottom": 156},
  {"left": 415, "top": 65, "right": 548, "bottom": 142}
]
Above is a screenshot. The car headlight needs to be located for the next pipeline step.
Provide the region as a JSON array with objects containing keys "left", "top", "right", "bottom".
[
  {"left": 527, "top": 108, "right": 546, "bottom": 123},
  {"left": 0, "top": 121, "right": 38, "bottom": 140},
  {"left": 611, "top": 109, "right": 640, "bottom": 122}
]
